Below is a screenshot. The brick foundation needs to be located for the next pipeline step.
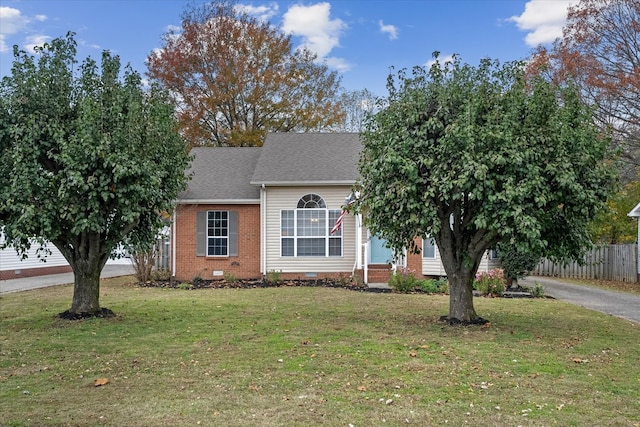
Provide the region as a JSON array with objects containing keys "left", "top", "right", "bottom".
[{"left": 0, "top": 265, "right": 72, "bottom": 281}]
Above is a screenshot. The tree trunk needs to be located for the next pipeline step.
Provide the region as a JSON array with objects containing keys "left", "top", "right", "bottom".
[
  {"left": 56, "top": 233, "right": 110, "bottom": 316},
  {"left": 446, "top": 267, "right": 480, "bottom": 323},
  {"left": 70, "top": 259, "right": 102, "bottom": 314}
]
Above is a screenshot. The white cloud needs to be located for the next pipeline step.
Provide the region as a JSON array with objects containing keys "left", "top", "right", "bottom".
[
  {"left": 378, "top": 20, "right": 398, "bottom": 40},
  {"left": 0, "top": 6, "right": 27, "bottom": 52},
  {"left": 282, "top": 2, "right": 347, "bottom": 61},
  {"left": 324, "top": 56, "right": 351, "bottom": 72},
  {"left": 236, "top": 2, "right": 279, "bottom": 22},
  {"left": 0, "top": 6, "right": 49, "bottom": 53},
  {"left": 24, "top": 34, "right": 52, "bottom": 53},
  {"left": 425, "top": 54, "right": 455, "bottom": 69},
  {"left": 508, "top": 0, "right": 578, "bottom": 47}
]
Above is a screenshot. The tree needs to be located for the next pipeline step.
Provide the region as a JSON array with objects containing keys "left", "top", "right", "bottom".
[
  {"left": 529, "top": 0, "right": 640, "bottom": 182},
  {"left": 496, "top": 243, "right": 542, "bottom": 287},
  {"left": 146, "top": 0, "right": 344, "bottom": 148},
  {"left": 0, "top": 33, "right": 190, "bottom": 317},
  {"left": 334, "top": 88, "right": 378, "bottom": 132},
  {"left": 356, "top": 54, "right": 615, "bottom": 323},
  {"left": 588, "top": 181, "right": 640, "bottom": 243}
]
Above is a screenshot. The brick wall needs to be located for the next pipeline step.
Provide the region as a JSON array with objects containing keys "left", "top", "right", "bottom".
[
  {"left": 173, "top": 204, "right": 261, "bottom": 281},
  {"left": 405, "top": 237, "right": 424, "bottom": 276}
]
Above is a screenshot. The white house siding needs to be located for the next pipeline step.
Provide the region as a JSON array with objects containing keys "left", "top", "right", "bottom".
[
  {"left": 264, "top": 186, "right": 356, "bottom": 274},
  {"left": 479, "top": 252, "right": 501, "bottom": 272},
  {"left": 0, "top": 239, "right": 69, "bottom": 270},
  {"left": 421, "top": 243, "right": 497, "bottom": 277},
  {"left": 421, "top": 243, "right": 447, "bottom": 276},
  {"left": 0, "top": 234, "right": 131, "bottom": 279}
]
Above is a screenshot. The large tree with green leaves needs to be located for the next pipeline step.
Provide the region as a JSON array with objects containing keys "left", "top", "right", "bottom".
[
  {"left": 0, "top": 33, "right": 190, "bottom": 317},
  {"left": 147, "top": 0, "right": 344, "bottom": 148},
  {"left": 357, "top": 54, "right": 616, "bottom": 323}
]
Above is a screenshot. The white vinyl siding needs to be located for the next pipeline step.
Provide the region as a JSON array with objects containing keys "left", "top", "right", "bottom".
[
  {"left": 421, "top": 237, "right": 497, "bottom": 276},
  {"left": 264, "top": 186, "right": 355, "bottom": 273},
  {"left": 421, "top": 237, "right": 446, "bottom": 276},
  {"left": 0, "top": 239, "right": 69, "bottom": 272}
]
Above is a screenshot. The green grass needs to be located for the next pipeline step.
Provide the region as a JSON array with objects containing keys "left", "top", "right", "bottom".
[{"left": 1, "top": 277, "right": 639, "bottom": 426}]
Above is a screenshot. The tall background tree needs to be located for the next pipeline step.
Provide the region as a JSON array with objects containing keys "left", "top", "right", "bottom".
[
  {"left": 356, "top": 55, "right": 615, "bottom": 323},
  {"left": 147, "top": 0, "right": 344, "bottom": 148},
  {"left": 0, "top": 33, "right": 191, "bottom": 317},
  {"left": 529, "top": 0, "right": 639, "bottom": 182},
  {"left": 334, "top": 88, "right": 378, "bottom": 132}
]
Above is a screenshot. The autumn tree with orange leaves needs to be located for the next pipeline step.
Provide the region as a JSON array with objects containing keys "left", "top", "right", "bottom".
[
  {"left": 147, "top": 1, "right": 344, "bottom": 148},
  {"left": 529, "top": 0, "right": 639, "bottom": 182}
]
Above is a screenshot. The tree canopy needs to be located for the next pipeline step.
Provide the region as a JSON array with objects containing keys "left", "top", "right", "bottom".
[
  {"left": 0, "top": 33, "right": 191, "bottom": 317},
  {"left": 146, "top": 0, "right": 344, "bottom": 148},
  {"left": 529, "top": 0, "right": 639, "bottom": 182},
  {"left": 356, "top": 54, "right": 616, "bottom": 323}
]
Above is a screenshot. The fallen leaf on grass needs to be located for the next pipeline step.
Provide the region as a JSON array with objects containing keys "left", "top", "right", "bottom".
[{"left": 94, "top": 378, "right": 109, "bottom": 387}]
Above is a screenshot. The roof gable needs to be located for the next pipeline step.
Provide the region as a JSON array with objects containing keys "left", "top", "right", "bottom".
[
  {"left": 250, "top": 133, "right": 361, "bottom": 185},
  {"left": 179, "top": 147, "right": 262, "bottom": 202},
  {"left": 629, "top": 201, "right": 640, "bottom": 218}
]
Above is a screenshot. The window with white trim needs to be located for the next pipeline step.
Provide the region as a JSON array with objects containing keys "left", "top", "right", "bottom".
[
  {"left": 207, "top": 210, "right": 229, "bottom": 256},
  {"left": 281, "top": 194, "right": 342, "bottom": 257},
  {"left": 423, "top": 237, "right": 436, "bottom": 259}
]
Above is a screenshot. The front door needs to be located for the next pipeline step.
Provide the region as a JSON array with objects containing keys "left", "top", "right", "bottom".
[{"left": 369, "top": 235, "right": 393, "bottom": 264}]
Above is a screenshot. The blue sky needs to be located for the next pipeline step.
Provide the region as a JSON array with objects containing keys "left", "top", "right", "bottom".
[{"left": 0, "top": 0, "right": 576, "bottom": 96}]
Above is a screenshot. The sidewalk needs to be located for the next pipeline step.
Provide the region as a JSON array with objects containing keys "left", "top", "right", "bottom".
[
  {"left": 0, "top": 264, "right": 135, "bottom": 295},
  {"left": 520, "top": 276, "right": 640, "bottom": 324}
]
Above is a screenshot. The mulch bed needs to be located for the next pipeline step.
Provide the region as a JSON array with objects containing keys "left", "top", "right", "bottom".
[{"left": 138, "top": 278, "right": 371, "bottom": 292}]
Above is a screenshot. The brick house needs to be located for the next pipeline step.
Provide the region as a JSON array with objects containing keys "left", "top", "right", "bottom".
[{"left": 171, "top": 133, "right": 499, "bottom": 283}]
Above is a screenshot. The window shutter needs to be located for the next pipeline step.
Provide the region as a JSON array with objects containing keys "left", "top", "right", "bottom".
[
  {"left": 229, "top": 211, "right": 238, "bottom": 257},
  {"left": 196, "top": 211, "right": 206, "bottom": 257}
]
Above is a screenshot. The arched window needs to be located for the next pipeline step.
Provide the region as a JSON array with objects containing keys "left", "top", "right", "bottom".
[
  {"left": 297, "top": 194, "right": 326, "bottom": 209},
  {"left": 281, "top": 194, "right": 342, "bottom": 257}
]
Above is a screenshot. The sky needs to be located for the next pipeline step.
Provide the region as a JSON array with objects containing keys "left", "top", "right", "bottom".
[{"left": 0, "top": 0, "right": 577, "bottom": 96}]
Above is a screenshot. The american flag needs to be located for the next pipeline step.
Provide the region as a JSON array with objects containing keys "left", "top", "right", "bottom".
[{"left": 330, "top": 192, "right": 355, "bottom": 235}]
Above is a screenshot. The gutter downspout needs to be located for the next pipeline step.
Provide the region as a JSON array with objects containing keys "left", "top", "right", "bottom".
[
  {"left": 261, "top": 184, "right": 267, "bottom": 276},
  {"left": 171, "top": 211, "right": 177, "bottom": 279},
  {"left": 353, "top": 213, "right": 362, "bottom": 273}
]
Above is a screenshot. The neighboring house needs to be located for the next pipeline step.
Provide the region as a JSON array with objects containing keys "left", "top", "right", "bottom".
[
  {"left": 172, "top": 133, "right": 499, "bottom": 283},
  {"left": 0, "top": 236, "right": 131, "bottom": 280},
  {"left": 0, "top": 237, "right": 71, "bottom": 280},
  {"left": 628, "top": 201, "right": 640, "bottom": 281}
]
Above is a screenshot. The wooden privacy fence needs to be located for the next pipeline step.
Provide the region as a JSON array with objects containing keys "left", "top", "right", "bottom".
[{"left": 532, "top": 244, "right": 638, "bottom": 282}]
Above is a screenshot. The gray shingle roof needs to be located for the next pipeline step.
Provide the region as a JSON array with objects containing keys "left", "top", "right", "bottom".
[
  {"left": 179, "top": 147, "right": 262, "bottom": 202},
  {"left": 250, "top": 133, "right": 361, "bottom": 185}
]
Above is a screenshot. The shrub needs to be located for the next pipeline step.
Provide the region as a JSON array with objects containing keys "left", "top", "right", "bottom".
[
  {"left": 266, "top": 270, "right": 282, "bottom": 285},
  {"left": 530, "top": 283, "right": 545, "bottom": 298},
  {"left": 388, "top": 268, "right": 420, "bottom": 293},
  {"left": 419, "top": 278, "right": 448, "bottom": 294},
  {"left": 474, "top": 269, "right": 505, "bottom": 296},
  {"left": 223, "top": 271, "right": 238, "bottom": 283}
]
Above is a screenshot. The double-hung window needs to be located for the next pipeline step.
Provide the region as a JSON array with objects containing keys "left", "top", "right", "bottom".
[
  {"left": 196, "top": 210, "right": 238, "bottom": 257},
  {"left": 423, "top": 236, "right": 436, "bottom": 259},
  {"left": 281, "top": 194, "right": 343, "bottom": 257},
  {"left": 207, "top": 210, "right": 229, "bottom": 256}
]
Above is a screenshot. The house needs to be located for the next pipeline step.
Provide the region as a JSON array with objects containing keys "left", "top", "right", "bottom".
[
  {"left": 171, "top": 133, "right": 499, "bottom": 283},
  {"left": 628, "top": 201, "right": 640, "bottom": 281},
  {"left": 0, "top": 236, "right": 131, "bottom": 280},
  {"left": 0, "top": 237, "right": 72, "bottom": 280}
]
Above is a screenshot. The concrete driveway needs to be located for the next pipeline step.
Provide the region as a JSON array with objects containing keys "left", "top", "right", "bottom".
[{"left": 520, "top": 276, "right": 640, "bottom": 324}]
